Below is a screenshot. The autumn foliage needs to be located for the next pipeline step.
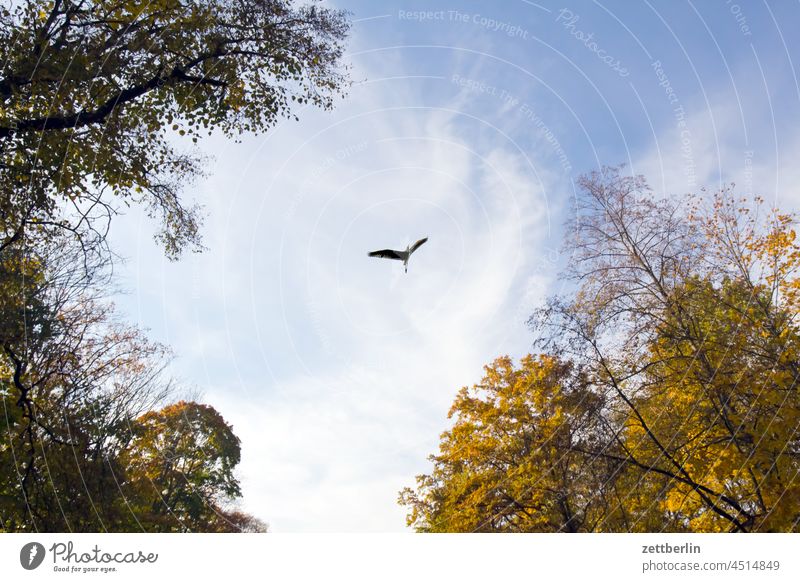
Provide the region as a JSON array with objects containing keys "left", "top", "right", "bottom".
[
  {"left": 121, "top": 402, "right": 251, "bottom": 533},
  {"left": 401, "top": 167, "right": 800, "bottom": 532}
]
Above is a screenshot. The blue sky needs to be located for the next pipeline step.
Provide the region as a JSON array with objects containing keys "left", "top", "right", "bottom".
[{"left": 108, "top": 1, "right": 800, "bottom": 531}]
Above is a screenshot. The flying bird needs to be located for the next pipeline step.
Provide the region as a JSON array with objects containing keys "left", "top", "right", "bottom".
[{"left": 368, "top": 237, "right": 428, "bottom": 273}]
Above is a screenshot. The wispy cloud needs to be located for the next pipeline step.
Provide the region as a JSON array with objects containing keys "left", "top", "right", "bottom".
[{"left": 108, "top": 46, "right": 561, "bottom": 530}]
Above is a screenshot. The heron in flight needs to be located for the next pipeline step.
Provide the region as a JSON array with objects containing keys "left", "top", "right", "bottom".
[{"left": 368, "top": 237, "right": 428, "bottom": 273}]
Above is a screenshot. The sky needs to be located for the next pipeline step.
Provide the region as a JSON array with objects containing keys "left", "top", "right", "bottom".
[{"left": 107, "top": 0, "right": 800, "bottom": 531}]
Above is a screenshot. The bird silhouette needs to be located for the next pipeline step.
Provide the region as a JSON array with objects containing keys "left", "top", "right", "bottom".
[{"left": 368, "top": 237, "right": 428, "bottom": 273}]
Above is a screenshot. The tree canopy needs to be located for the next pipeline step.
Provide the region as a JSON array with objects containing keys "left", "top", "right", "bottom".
[
  {"left": 401, "top": 168, "right": 800, "bottom": 532},
  {"left": 1, "top": 0, "right": 350, "bottom": 258},
  {"left": 121, "top": 401, "right": 249, "bottom": 532}
]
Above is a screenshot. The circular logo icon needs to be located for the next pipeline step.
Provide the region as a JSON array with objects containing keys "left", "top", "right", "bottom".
[{"left": 20, "top": 542, "right": 46, "bottom": 570}]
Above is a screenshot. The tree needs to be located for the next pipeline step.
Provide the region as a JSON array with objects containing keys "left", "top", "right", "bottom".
[
  {"left": 401, "top": 167, "right": 800, "bottom": 532},
  {"left": 399, "top": 355, "right": 624, "bottom": 532},
  {"left": 120, "top": 401, "right": 257, "bottom": 532},
  {"left": 0, "top": 0, "right": 350, "bottom": 258},
  {"left": 0, "top": 232, "right": 261, "bottom": 531},
  {"left": 549, "top": 169, "right": 800, "bottom": 531},
  {"left": 0, "top": 233, "right": 169, "bottom": 530}
]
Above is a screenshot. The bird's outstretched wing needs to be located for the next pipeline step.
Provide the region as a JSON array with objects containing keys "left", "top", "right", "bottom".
[
  {"left": 409, "top": 237, "right": 428, "bottom": 254},
  {"left": 368, "top": 249, "right": 403, "bottom": 260}
]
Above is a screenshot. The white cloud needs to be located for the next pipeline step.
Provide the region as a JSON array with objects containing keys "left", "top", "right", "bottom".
[
  {"left": 105, "top": 45, "right": 565, "bottom": 531},
  {"left": 210, "top": 115, "right": 557, "bottom": 531}
]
